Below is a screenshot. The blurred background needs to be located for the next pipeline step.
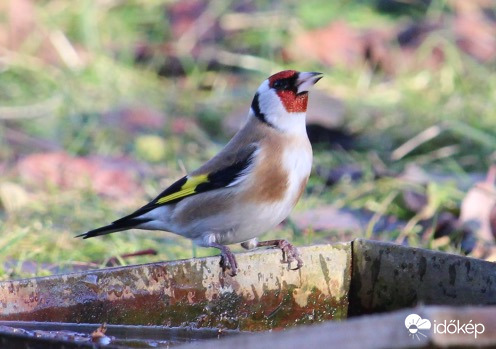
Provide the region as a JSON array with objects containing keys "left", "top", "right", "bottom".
[{"left": 1, "top": 0, "right": 495, "bottom": 279}]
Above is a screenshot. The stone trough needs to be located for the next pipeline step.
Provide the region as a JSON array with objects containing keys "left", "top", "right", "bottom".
[{"left": 0, "top": 239, "right": 495, "bottom": 348}]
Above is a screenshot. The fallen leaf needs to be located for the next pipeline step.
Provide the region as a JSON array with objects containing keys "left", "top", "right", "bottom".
[
  {"left": 17, "top": 152, "right": 143, "bottom": 200},
  {"left": 287, "top": 21, "right": 363, "bottom": 68},
  {"left": 91, "top": 323, "right": 111, "bottom": 345}
]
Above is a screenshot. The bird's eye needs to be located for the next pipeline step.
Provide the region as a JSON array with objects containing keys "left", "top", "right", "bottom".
[{"left": 273, "top": 80, "right": 287, "bottom": 90}]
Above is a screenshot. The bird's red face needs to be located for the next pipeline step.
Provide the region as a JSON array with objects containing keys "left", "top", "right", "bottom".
[
  {"left": 268, "top": 70, "right": 307, "bottom": 113},
  {"left": 250, "top": 70, "right": 322, "bottom": 131},
  {"left": 268, "top": 70, "right": 322, "bottom": 113}
]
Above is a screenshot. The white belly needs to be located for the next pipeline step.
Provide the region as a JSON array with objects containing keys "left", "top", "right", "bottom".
[{"left": 214, "top": 141, "right": 312, "bottom": 244}]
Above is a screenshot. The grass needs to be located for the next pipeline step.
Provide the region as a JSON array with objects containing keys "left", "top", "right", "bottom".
[{"left": 1, "top": 0, "right": 495, "bottom": 280}]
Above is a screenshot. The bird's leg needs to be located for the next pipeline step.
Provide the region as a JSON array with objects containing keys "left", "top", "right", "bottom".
[
  {"left": 210, "top": 242, "right": 238, "bottom": 276},
  {"left": 256, "top": 239, "right": 304, "bottom": 270}
]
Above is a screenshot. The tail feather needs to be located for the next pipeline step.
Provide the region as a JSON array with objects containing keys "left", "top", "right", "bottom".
[{"left": 76, "top": 218, "right": 150, "bottom": 239}]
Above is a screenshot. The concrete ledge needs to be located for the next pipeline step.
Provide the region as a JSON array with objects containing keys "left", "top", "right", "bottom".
[{"left": 0, "top": 243, "right": 351, "bottom": 330}]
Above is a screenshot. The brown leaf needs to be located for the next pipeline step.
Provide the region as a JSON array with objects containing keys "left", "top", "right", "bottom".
[
  {"left": 17, "top": 152, "right": 143, "bottom": 200},
  {"left": 454, "top": 11, "right": 496, "bottom": 62},
  {"left": 287, "top": 21, "right": 396, "bottom": 72},
  {"left": 91, "top": 323, "right": 111, "bottom": 345},
  {"left": 91, "top": 323, "right": 107, "bottom": 339},
  {"left": 288, "top": 21, "right": 363, "bottom": 68}
]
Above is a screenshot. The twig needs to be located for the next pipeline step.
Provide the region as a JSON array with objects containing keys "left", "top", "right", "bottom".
[
  {"left": 105, "top": 249, "right": 158, "bottom": 266},
  {"left": 49, "top": 30, "right": 83, "bottom": 70},
  {"left": 413, "top": 144, "right": 460, "bottom": 165},
  {"left": 391, "top": 124, "right": 444, "bottom": 161},
  {"left": 213, "top": 49, "right": 278, "bottom": 73}
]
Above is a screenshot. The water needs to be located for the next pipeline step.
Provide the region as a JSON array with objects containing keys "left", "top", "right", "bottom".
[{"left": 0, "top": 321, "right": 239, "bottom": 348}]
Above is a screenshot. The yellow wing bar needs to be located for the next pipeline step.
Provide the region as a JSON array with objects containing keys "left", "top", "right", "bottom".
[{"left": 156, "top": 174, "right": 209, "bottom": 205}]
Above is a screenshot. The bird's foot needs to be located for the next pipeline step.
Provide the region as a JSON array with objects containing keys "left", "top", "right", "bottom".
[
  {"left": 213, "top": 244, "right": 238, "bottom": 276},
  {"left": 257, "top": 239, "right": 303, "bottom": 271}
]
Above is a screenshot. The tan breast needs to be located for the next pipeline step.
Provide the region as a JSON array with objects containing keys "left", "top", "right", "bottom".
[{"left": 242, "top": 130, "right": 312, "bottom": 205}]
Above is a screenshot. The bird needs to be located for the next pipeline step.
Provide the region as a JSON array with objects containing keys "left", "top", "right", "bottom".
[{"left": 77, "top": 70, "right": 323, "bottom": 276}]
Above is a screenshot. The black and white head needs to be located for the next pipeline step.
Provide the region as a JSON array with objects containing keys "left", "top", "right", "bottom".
[{"left": 250, "top": 70, "right": 323, "bottom": 132}]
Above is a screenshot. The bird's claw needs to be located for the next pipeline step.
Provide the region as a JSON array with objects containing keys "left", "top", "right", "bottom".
[
  {"left": 278, "top": 240, "right": 304, "bottom": 271},
  {"left": 210, "top": 242, "right": 238, "bottom": 276},
  {"left": 256, "top": 239, "right": 304, "bottom": 271},
  {"left": 219, "top": 248, "right": 238, "bottom": 277}
]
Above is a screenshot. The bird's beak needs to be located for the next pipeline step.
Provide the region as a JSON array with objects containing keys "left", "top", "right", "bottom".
[{"left": 296, "top": 72, "right": 323, "bottom": 94}]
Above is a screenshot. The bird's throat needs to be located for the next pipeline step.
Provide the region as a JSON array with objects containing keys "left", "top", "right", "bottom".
[{"left": 276, "top": 90, "right": 308, "bottom": 113}]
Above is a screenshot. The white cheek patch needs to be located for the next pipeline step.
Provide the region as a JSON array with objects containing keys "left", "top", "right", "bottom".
[
  {"left": 254, "top": 80, "right": 307, "bottom": 134},
  {"left": 258, "top": 81, "right": 283, "bottom": 115}
]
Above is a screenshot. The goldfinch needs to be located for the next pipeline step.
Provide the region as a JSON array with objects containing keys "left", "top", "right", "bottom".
[{"left": 77, "top": 70, "right": 323, "bottom": 276}]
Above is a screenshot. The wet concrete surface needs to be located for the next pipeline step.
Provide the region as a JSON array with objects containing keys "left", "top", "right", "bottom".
[
  {"left": 0, "top": 321, "right": 234, "bottom": 348},
  {"left": 176, "top": 305, "right": 496, "bottom": 349}
]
